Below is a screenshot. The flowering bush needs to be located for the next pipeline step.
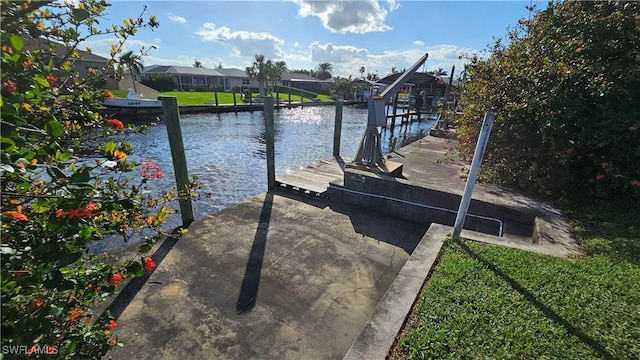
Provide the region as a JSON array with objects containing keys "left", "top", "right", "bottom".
[{"left": 1, "top": 1, "right": 197, "bottom": 358}]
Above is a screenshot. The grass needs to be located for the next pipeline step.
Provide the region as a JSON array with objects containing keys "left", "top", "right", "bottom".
[
  {"left": 109, "top": 90, "right": 332, "bottom": 105},
  {"left": 390, "top": 198, "right": 640, "bottom": 359}
]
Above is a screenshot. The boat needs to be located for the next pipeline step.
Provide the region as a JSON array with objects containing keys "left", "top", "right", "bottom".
[{"left": 103, "top": 88, "right": 162, "bottom": 108}]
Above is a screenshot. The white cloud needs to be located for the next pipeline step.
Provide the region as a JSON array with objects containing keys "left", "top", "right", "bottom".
[
  {"left": 290, "top": 0, "right": 392, "bottom": 34},
  {"left": 413, "top": 40, "right": 424, "bottom": 46},
  {"left": 195, "top": 23, "right": 285, "bottom": 58},
  {"left": 386, "top": 0, "right": 400, "bottom": 11},
  {"left": 309, "top": 41, "right": 369, "bottom": 63},
  {"left": 168, "top": 14, "right": 187, "bottom": 24}
]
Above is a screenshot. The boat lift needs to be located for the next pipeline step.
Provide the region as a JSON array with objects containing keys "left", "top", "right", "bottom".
[{"left": 353, "top": 53, "right": 429, "bottom": 172}]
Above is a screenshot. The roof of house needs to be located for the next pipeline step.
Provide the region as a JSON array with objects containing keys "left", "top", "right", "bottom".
[
  {"left": 143, "top": 65, "right": 224, "bottom": 77},
  {"left": 377, "top": 72, "right": 442, "bottom": 86},
  {"left": 281, "top": 72, "right": 335, "bottom": 83},
  {"left": 215, "top": 68, "right": 248, "bottom": 78},
  {"left": 23, "top": 36, "right": 108, "bottom": 63}
]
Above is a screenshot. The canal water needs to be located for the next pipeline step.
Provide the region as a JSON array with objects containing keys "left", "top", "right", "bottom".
[{"left": 93, "top": 105, "right": 436, "bottom": 252}]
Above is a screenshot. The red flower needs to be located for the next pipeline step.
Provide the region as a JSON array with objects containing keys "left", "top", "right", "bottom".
[
  {"left": 596, "top": 173, "right": 604, "bottom": 181},
  {"left": 137, "top": 161, "right": 164, "bottom": 179},
  {"left": 144, "top": 257, "right": 156, "bottom": 272},
  {"left": 46, "top": 75, "right": 58, "bottom": 88},
  {"left": 108, "top": 119, "right": 124, "bottom": 129},
  {"left": 27, "top": 345, "right": 37, "bottom": 355},
  {"left": 631, "top": 179, "right": 640, "bottom": 187},
  {"left": 107, "top": 320, "right": 117, "bottom": 329},
  {"left": 601, "top": 162, "right": 608, "bottom": 168},
  {"left": 5, "top": 211, "right": 28, "bottom": 221},
  {"left": 100, "top": 89, "right": 114, "bottom": 99},
  {"left": 109, "top": 273, "right": 123, "bottom": 286},
  {"left": 2, "top": 80, "right": 17, "bottom": 94},
  {"left": 67, "top": 202, "right": 97, "bottom": 219},
  {"left": 22, "top": 59, "right": 35, "bottom": 70},
  {"left": 68, "top": 309, "right": 82, "bottom": 323}
]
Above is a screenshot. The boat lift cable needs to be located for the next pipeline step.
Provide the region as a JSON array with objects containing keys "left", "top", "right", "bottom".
[{"left": 328, "top": 184, "right": 504, "bottom": 237}]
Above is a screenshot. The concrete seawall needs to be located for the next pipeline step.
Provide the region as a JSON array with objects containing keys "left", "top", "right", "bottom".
[{"left": 105, "top": 134, "right": 579, "bottom": 359}]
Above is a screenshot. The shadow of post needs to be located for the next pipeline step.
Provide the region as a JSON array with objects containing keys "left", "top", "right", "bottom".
[
  {"left": 455, "top": 239, "right": 614, "bottom": 360},
  {"left": 99, "top": 226, "right": 184, "bottom": 321},
  {"left": 236, "top": 191, "right": 274, "bottom": 314}
]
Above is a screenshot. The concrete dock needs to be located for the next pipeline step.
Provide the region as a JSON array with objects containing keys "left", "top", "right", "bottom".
[{"left": 105, "top": 135, "right": 579, "bottom": 359}]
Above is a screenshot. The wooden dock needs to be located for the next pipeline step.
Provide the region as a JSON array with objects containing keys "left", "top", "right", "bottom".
[{"left": 275, "top": 157, "right": 346, "bottom": 198}]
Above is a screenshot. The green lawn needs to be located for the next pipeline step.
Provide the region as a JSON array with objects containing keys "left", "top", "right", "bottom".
[
  {"left": 391, "top": 198, "right": 640, "bottom": 359},
  {"left": 109, "top": 90, "right": 332, "bottom": 105}
]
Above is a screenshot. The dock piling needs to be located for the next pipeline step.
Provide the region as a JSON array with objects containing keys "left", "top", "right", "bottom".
[
  {"left": 333, "top": 97, "right": 343, "bottom": 157},
  {"left": 160, "top": 96, "right": 195, "bottom": 226},
  {"left": 264, "top": 97, "right": 276, "bottom": 190}
]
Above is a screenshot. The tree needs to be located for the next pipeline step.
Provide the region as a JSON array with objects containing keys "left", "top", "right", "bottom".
[
  {"left": 390, "top": 66, "right": 400, "bottom": 75},
  {"left": 366, "top": 72, "right": 380, "bottom": 81},
  {"left": 335, "top": 76, "right": 353, "bottom": 99},
  {"left": 317, "top": 62, "right": 333, "bottom": 80},
  {"left": 267, "top": 60, "right": 288, "bottom": 92},
  {"left": 119, "top": 50, "right": 144, "bottom": 94},
  {"left": 193, "top": 60, "right": 203, "bottom": 68},
  {"left": 454, "top": 1, "right": 640, "bottom": 199},
  {"left": 0, "top": 2, "right": 199, "bottom": 357},
  {"left": 429, "top": 67, "right": 447, "bottom": 76},
  {"left": 245, "top": 53, "right": 270, "bottom": 97}
]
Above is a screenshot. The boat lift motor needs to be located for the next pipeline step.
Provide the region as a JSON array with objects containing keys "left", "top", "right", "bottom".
[{"left": 353, "top": 53, "right": 429, "bottom": 169}]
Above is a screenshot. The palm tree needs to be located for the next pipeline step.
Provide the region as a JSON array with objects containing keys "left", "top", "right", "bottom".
[
  {"left": 193, "top": 60, "right": 203, "bottom": 68},
  {"left": 317, "top": 62, "right": 333, "bottom": 80},
  {"left": 390, "top": 66, "right": 399, "bottom": 74},
  {"left": 268, "top": 60, "right": 288, "bottom": 93},
  {"left": 245, "top": 54, "right": 270, "bottom": 97},
  {"left": 429, "top": 67, "right": 448, "bottom": 76},
  {"left": 366, "top": 72, "right": 380, "bottom": 81},
  {"left": 359, "top": 66, "right": 365, "bottom": 79},
  {"left": 119, "top": 50, "right": 144, "bottom": 95}
]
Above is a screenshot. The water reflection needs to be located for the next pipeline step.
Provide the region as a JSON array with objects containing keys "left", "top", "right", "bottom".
[{"left": 93, "top": 105, "right": 435, "bottom": 251}]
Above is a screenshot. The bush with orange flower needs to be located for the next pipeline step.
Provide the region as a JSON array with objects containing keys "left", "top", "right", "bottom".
[{"left": 1, "top": 1, "right": 197, "bottom": 358}]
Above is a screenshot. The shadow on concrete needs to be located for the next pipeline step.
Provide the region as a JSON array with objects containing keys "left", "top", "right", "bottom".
[
  {"left": 100, "top": 226, "right": 185, "bottom": 321},
  {"left": 455, "top": 239, "right": 614, "bottom": 360},
  {"left": 335, "top": 155, "right": 346, "bottom": 170},
  {"left": 236, "top": 191, "right": 274, "bottom": 314},
  {"left": 328, "top": 201, "right": 426, "bottom": 255}
]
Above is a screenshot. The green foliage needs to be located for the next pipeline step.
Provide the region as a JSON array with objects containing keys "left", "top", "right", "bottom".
[
  {"left": 0, "top": 1, "right": 197, "bottom": 358},
  {"left": 393, "top": 198, "right": 640, "bottom": 359},
  {"left": 140, "top": 73, "right": 177, "bottom": 92},
  {"left": 454, "top": 1, "right": 640, "bottom": 199}
]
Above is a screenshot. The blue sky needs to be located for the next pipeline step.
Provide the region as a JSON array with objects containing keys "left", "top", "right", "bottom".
[{"left": 86, "top": 0, "right": 542, "bottom": 78}]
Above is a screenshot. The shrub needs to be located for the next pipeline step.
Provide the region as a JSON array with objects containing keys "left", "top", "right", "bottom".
[
  {"left": 1, "top": 1, "right": 196, "bottom": 358},
  {"left": 454, "top": 1, "right": 640, "bottom": 199}
]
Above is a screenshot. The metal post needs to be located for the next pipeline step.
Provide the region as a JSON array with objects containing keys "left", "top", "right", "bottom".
[
  {"left": 452, "top": 112, "right": 495, "bottom": 240},
  {"left": 264, "top": 97, "right": 276, "bottom": 189},
  {"left": 160, "top": 97, "right": 194, "bottom": 226},
  {"left": 214, "top": 89, "right": 219, "bottom": 107},
  {"left": 333, "top": 97, "right": 343, "bottom": 157}
]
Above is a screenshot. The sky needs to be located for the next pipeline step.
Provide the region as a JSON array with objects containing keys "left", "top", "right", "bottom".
[{"left": 84, "top": 0, "right": 543, "bottom": 79}]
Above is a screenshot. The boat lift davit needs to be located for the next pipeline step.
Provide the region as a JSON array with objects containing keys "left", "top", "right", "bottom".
[{"left": 352, "top": 53, "right": 429, "bottom": 174}]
